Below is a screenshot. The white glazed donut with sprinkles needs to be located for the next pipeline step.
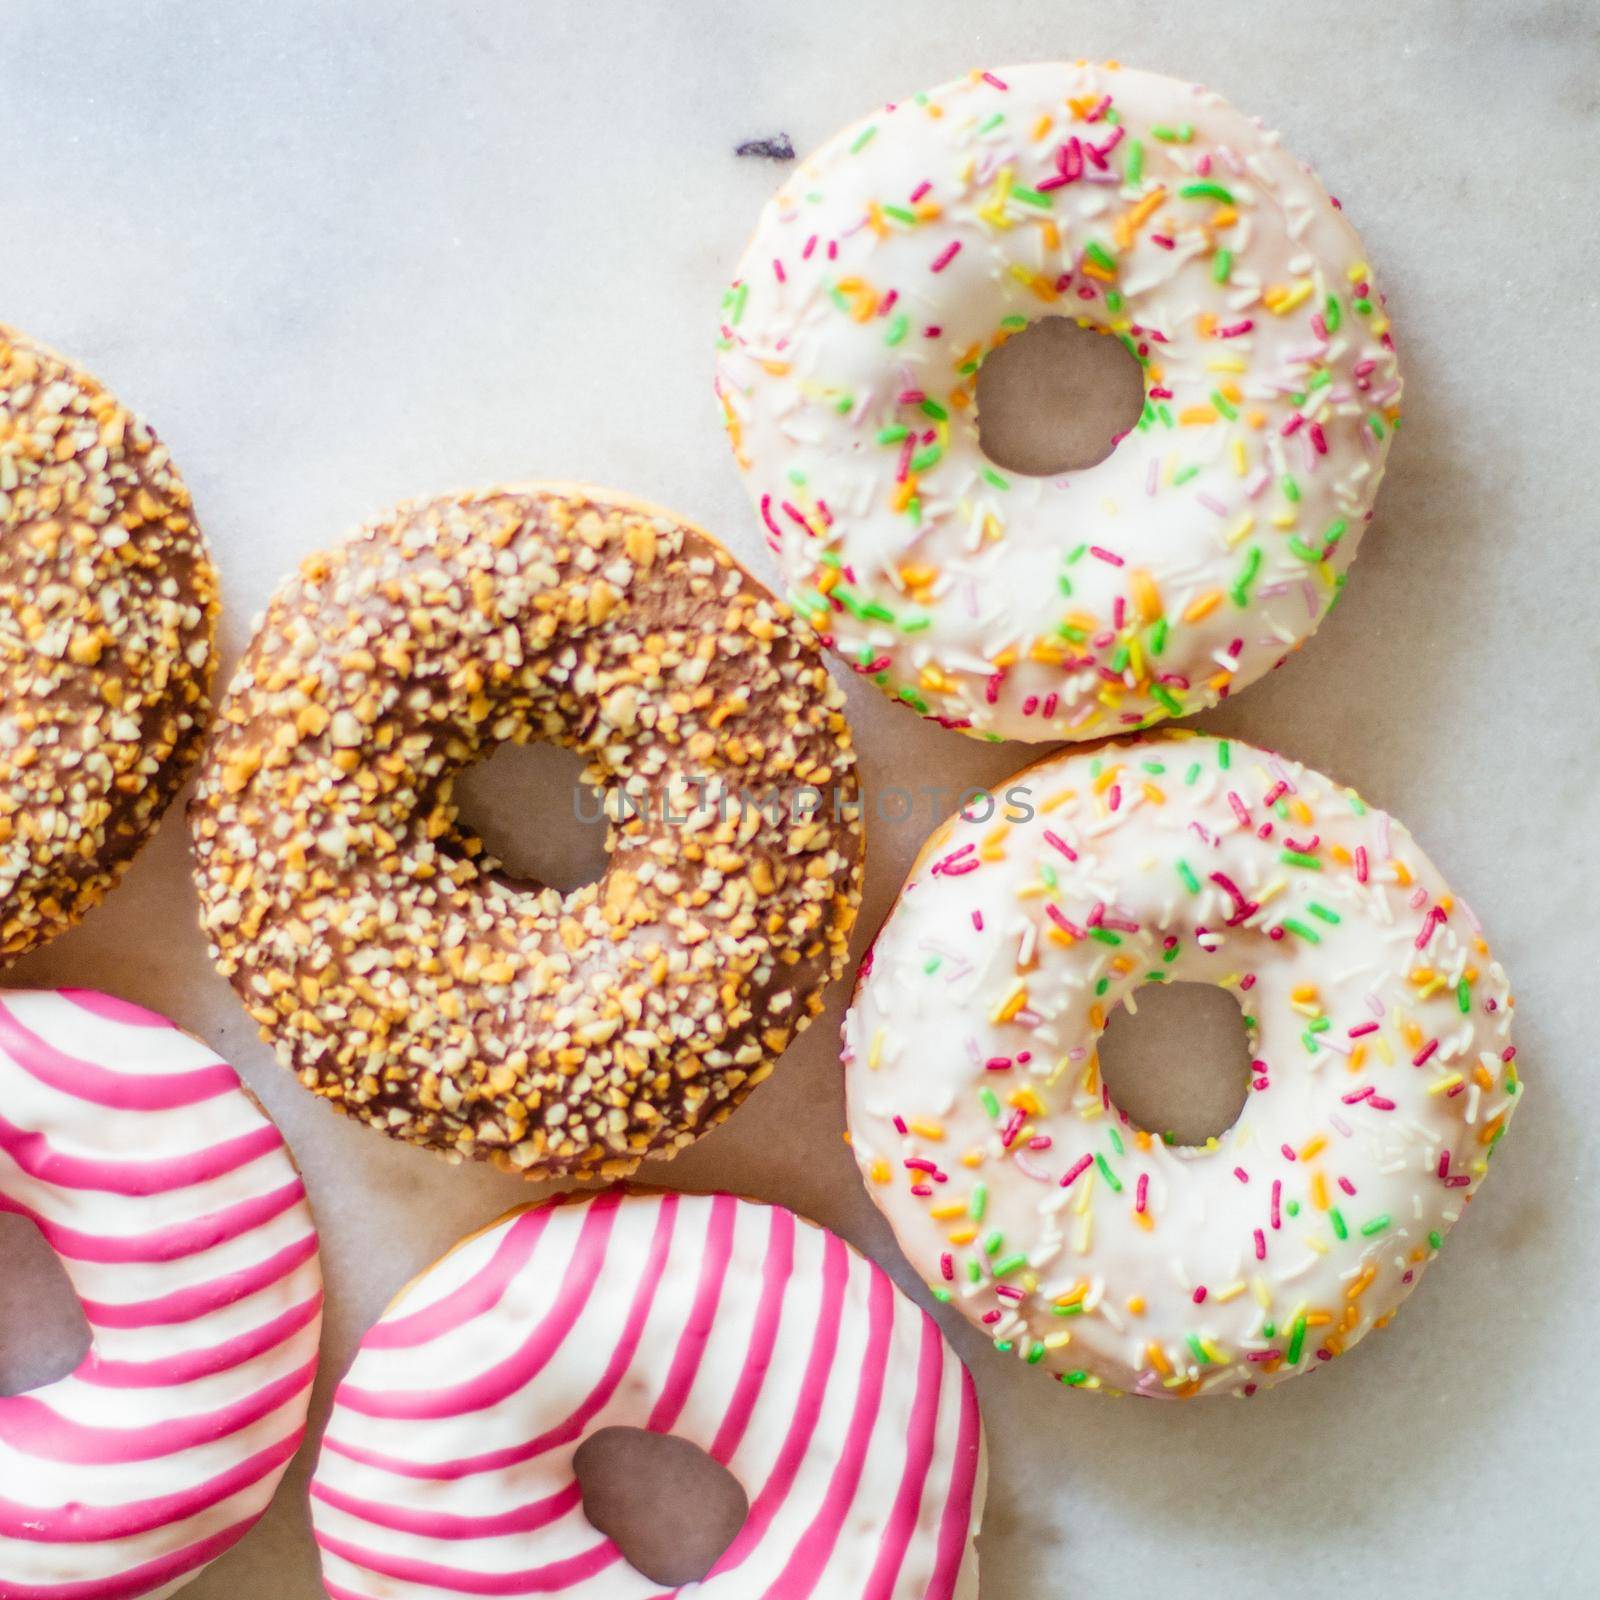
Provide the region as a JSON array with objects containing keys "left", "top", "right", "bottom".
[
  {"left": 844, "top": 736, "right": 1519, "bottom": 1398},
  {"left": 716, "top": 62, "right": 1402, "bottom": 741},
  {"left": 310, "top": 1189, "right": 985, "bottom": 1598},
  {"left": 0, "top": 988, "right": 322, "bottom": 1598}
]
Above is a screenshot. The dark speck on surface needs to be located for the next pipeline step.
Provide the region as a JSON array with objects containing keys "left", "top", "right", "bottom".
[{"left": 735, "top": 133, "right": 795, "bottom": 160}]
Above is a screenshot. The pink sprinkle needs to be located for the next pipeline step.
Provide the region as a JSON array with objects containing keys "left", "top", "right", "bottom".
[
  {"left": 930, "top": 241, "right": 962, "bottom": 273},
  {"left": 1270, "top": 1179, "right": 1282, "bottom": 1229},
  {"left": 1341, "top": 1086, "right": 1374, "bottom": 1105},
  {"left": 1060, "top": 1153, "right": 1093, "bottom": 1189},
  {"left": 1253, "top": 1228, "right": 1267, "bottom": 1261},
  {"left": 1216, "top": 320, "right": 1255, "bottom": 339},
  {"left": 981, "top": 70, "right": 1009, "bottom": 90},
  {"left": 1354, "top": 845, "right": 1369, "bottom": 883},
  {"left": 772, "top": 258, "right": 786, "bottom": 283},
  {"left": 1233, "top": 1167, "right": 1250, "bottom": 1184},
  {"left": 1192, "top": 1286, "right": 1207, "bottom": 1304},
  {"left": 995, "top": 1284, "right": 1025, "bottom": 1302},
  {"left": 1412, "top": 1038, "right": 1439, "bottom": 1068},
  {"left": 1089, "top": 545, "right": 1125, "bottom": 567},
  {"left": 1042, "top": 829, "right": 1078, "bottom": 861},
  {"left": 1415, "top": 904, "right": 1446, "bottom": 950},
  {"left": 1136, "top": 1173, "right": 1149, "bottom": 1213},
  {"left": 1347, "top": 1021, "right": 1378, "bottom": 1039},
  {"left": 801, "top": 235, "right": 818, "bottom": 260},
  {"left": 940, "top": 1253, "right": 954, "bottom": 1281},
  {"left": 971, "top": 910, "right": 984, "bottom": 931},
  {"left": 1045, "top": 904, "right": 1086, "bottom": 939},
  {"left": 1368, "top": 1094, "right": 1397, "bottom": 1112}
]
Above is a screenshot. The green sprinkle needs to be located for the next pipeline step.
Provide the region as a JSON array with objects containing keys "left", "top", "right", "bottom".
[
  {"left": 1280, "top": 918, "right": 1321, "bottom": 944},
  {"left": 726, "top": 281, "right": 749, "bottom": 324},
  {"left": 982, "top": 1231, "right": 1003, "bottom": 1257},
  {"left": 881, "top": 203, "right": 917, "bottom": 226},
  {"left": 1210, "top": 389, "right": 1239, "bottom": 421},
  {"left": 1180, "top": 180, "right": 1235, "bottom": 204},
  {"left": 1027, "top": 1341, "right": 1047, "bottom": 1365},
  {"left": 885, "top": 312, "right": 909, "bottom": 346},
  {"left": 1152, "top": 684, "right": 1182, "bottom": 716},
  {"left": 1151, "top": 124, "right": 1193, "bottom": 143},
  {"left": 909, "top": 444, "right": 943, "bottom": 474},
  {"left": 1306, "top": 902, "right": 1341, "bottom": 924},
  {"left": 850, "top": 125, "right": 878, "bottom": 154},
  {"left": 876, "top": 424, "right": 909, "bottom": 445},
  {"left": 978, "top": 112, "right": 1005, "bottom": 134},
  {"left": 1282, "top": 476, "right": 1302, "bottom": 503},
  {"left": 1360, "top": 1213, "right": 1391, "bottom": 1237},
  {"left": 1109, "top": 1128, "right": 1125, "bottom": 1156},
  {"left": 1175, "top": 859, "right": 1201, "bottom": 895},
  {"left": 970, "top": 1184, "right": 988, "bottom": 1222},
  {"left": 1287, "top": 1314, "right": 1307, "bottom": 1365},
  {"left": 1011, "top": 185, "right": 1052, "bottom": 208},
  {"left": 1288, "top": 538, "right": 1323, "bottom": 563},
  {"left": 1230, "top": 546, "right": 1262, "bottom": 607},
  {"left": 1186, "top": 1333, "right": 1212, "bottom": 1365},
  {"left": 1324, "top": 295, "right": 1341, "bottom": 333},
  {"left": 1330, "top": 1208, "right": 1348, "bottom": 1240},
  {"left": 920, "top": 397, "right": 949, "bottom": 421},
  {"left": 981, "top": 466, "right": 1011, "bottom": 491},
  {"left": 1053, "top": 1299, "right": 1085, "bottom": 1317},
  {"left": 1084, "top": 241, "right": 1118, "bottom": 273},
  {"left": 1149, "top": 617, "right": 1169, "bottom": 654},
  {"left": 1089, "top": 927, "right": 1122, "bottom": 947},
  {"left": 1218, "top": 741, "right": 1231, "bottom": 769},
  {"left": 1125, "top": 141, "right": 1144, "bottom": 187},
  {"left": 979, "top": 1087, "right": 1001, "bottom": 1119},
  {"left": 1428, "top": 1230, "right": 1443, "bottom": 1250},
  {"left": 993, "top": 1252, "right": 1029, "bottom": 1278},
  {"left": 1061, "top": 1370, "right": 1089, "bottom": 1386},
  {"left": 902, "top": 615, "right": 931, "bottom": 633},
  {"left": 1171, "top": 463, "right": 1200, "bottom": 486},
  {"left": 1457, "top": 979, "right": 1472, "bottom": 1014},
  {"left": 1185, "top": 762, "right": 1202, "bottom": 785},
  {"left": 1212, "top": 248, "right": 1233, "bottom": 284},
  {"left": 1286, "top": 1199, "right": 1300, "bottom": 1217},
  {"left": 898, "top": 686, "right": 927, "bottom": 714},
  {"left": 1280, "top": 850, "right": 1322, "bottom": 870},
  {"left": 1094, "top": 1152, "right": 1123, "bottom": 1193},
  {"left": 932, "top": 1286, "right": 953, "bottom": 1303}
]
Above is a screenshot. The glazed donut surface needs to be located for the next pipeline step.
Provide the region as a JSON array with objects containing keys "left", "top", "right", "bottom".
[
  {"left": 311, "top": 1188, "right": 985, "bottom": 1599},
  {"left": 0, "top": 988, "right": 321, "bottom": 1599},
  {"left": 0, "top": 327, "right": 217, "bottom": 960},
  {"left": 190, "top": 486, "right": 864, "bottom": 1181},
  {"left": 845, "top": 735, "right": 1518, "bottom": 1397},
  {"left": 715, "top": 62, "right": 1401, "bottom": 741}
]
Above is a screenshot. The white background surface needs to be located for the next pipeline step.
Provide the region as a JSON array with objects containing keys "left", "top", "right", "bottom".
[{"left": 2, "top": 2, "right": 1597, "bottom": 1594}]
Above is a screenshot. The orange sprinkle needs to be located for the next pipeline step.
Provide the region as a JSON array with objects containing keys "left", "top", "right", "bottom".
[
  {"left": 1182, "top": 590, "right": 1223, "bottom": 623},
  {"left": 1346, "top": 1266, "right": 1377, "bottom": 1300},
  {"left": 1179, "top": 405, "right": 1220, "bottom": 426},
  {"left": 1145, "top": 1341, "right": 1172, "bottom": 1377},
  {"left": 1129, "top": 567, "right": 1163, "bottom": 623}
]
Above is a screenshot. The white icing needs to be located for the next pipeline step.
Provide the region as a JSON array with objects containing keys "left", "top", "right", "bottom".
[
  {"left": 716, "top": 63, "right": 1401, "bottom": 740},
  {"left": 845, "top": 736, "right": 1519, "bottom": 1397}
]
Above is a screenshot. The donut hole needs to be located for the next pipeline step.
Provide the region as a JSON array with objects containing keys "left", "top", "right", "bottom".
[
  {"left": 1097, "top": 982, "right": 1253, "bottom": 1146},
  {"left": 450, "top": 738, "right": 610, "bottom": 894},
  {"left": 974, "top": 315, "right": 1146, "bottom": 475},
  {"left": 0, "top": 1214, "right": 91, "bottom": 1395},
  {"left": 574, "top": 1427, "right": 749, "bottom": 1586}
]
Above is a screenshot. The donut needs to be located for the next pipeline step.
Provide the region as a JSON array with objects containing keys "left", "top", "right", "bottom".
[
  {"left": 844, "top": 734, "right": 1519, "bottom": 1397},
  {"left": 0, "top": 326, "right": 217, "bottom": 958},
  {"left": 0, "top": 988, "right": 322, "bottom": 1597},
  {"left": 309, "top": 1188, "right": 986, "bottom": 1598},
  {"left": 714, "top": 62, "right": 1402, "bottom": 742},
  {"left": 190, "top": 485, "right": 865, "bottom": 1181}
]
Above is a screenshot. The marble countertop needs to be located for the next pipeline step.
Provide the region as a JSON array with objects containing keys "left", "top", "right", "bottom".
[{"left": 2, "top": 2, "right": 1595, "bottom": 1594}]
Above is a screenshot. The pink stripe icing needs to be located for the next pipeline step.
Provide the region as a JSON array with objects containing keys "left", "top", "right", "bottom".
[{"left": 0, "top": 998, "right": 235, "bottom": 1110}]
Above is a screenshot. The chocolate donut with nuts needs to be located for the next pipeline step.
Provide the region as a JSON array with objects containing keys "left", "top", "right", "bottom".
[
  {"left": 190, "top": 485, "right": 864, "bottom": 1180},
  {"left": 0, "top": 325, "right": 216, "bottom": 961}
]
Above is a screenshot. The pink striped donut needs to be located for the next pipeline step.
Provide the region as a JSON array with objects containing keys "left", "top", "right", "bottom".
[
  {"left": 310, "top": 1190, "right": 985, "bottom": 1599},
  {"left": 0, "top": 989, "right": 322, "bottom": 1600}
]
